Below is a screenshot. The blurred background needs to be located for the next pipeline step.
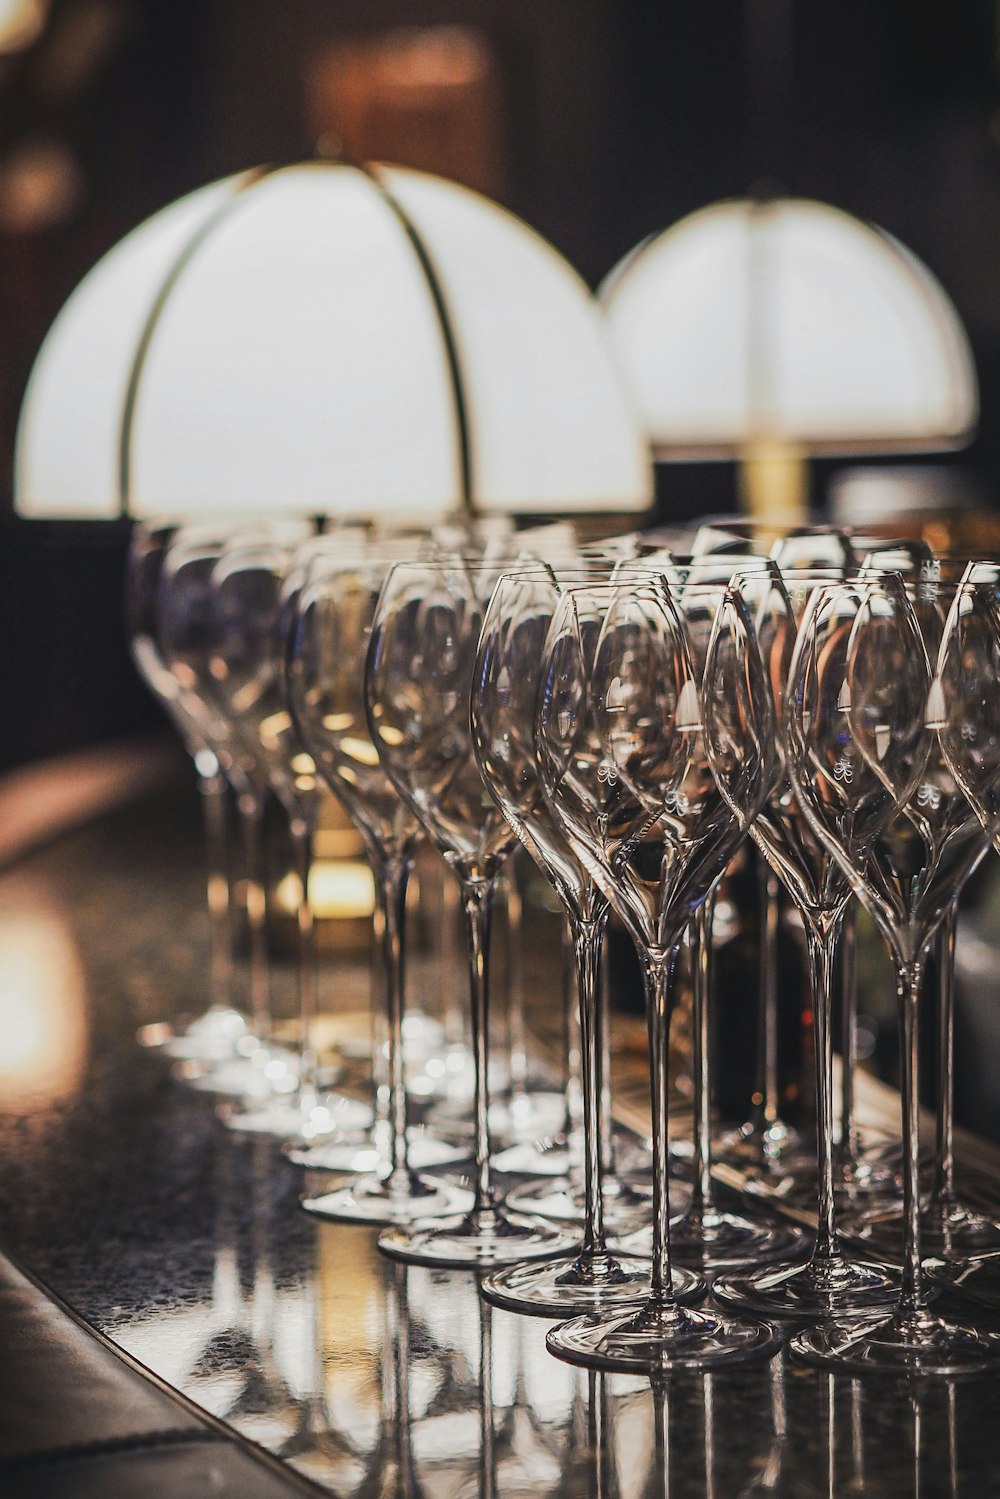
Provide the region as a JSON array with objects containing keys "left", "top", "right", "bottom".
[{"left": 1, "top": 0, "right": 998, "bottom": 758}]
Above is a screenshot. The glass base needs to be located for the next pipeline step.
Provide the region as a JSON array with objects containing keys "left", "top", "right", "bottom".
[
  {"left": 667, "top": 1208, "right": 808, "bottom": 1270},
  {"left": 377, "top": 1203, "right": 578, "bottom": 1269},
  {"left": 846, "top": 1198, "right": 1000, "bottom": 1264},
  {"left": 545, "top": 1300, "right": 781, "bottom": 1374},
  {"left": 285, "top": 1121, "right": 467, "bottom": 1173},
  {"left": 506, "top": 1177, "right": 656, "bottom": 1238},
  {"left": 221, "top": 1089, "right": 367, "bottom": 1141},
  {"left": 925, "top": 1249, "right": 1000, "bottom": 1312},
  {"left": 480, "top": 1251, "right": 705, "bottom": 1318},
  {"left": 425, "top": 1090, "right": 564, "bottom": 1147},
  {"left": 138, "top": 1006, "right": 250, "bottom": 1062},
  {"left": 791, "top": 1307, "right": 1000, "bottom": 1377},
  {"left": 713, "top": 1250, "right": 898, "bottom": 1319},
  {"left": 492, "top": 1131, "right": 581, "bottom": 1178},
  {"left": 301, "top": 1170, "right": 473, "bottom": 1227},
  {"left": 337, "top": 1009, "right": 445, "bottom": 1062},
  {"left": 176, "top": 1045, "right": 298, "bottom": 1100}
]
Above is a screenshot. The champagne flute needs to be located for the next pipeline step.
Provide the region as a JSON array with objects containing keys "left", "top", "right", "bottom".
[
  {"left": 366, "top": 557, "right": 577, "bottom": 1267},
  {"left": 473, "top": 564, "right": 702, "bottom": 1314},
  {"left": 536, "top": 575, "right": 780, "bottom": 1371},
  {"left": 782, "top": 576, "right": 1000, "bottom": 1373},
  {"left": 286, "top": 543, "right": 474, "bottom": 1224}
]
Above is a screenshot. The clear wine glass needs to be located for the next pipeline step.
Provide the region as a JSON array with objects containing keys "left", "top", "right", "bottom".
[
  {"left": 205, "top": 527, "right": 375, "bottom": 1142},
  {"left": 712, "top": 569, "right": 900, "bottom": 1320},
  {"left": 127, "top": 519, "right": 245, "bottom": 1063},
  {"left": 157, "top": 520, "right": 299, "bottom": 1100},
  {"left": 286, "top": 542, "right": 474, "bottom": 1225},
  {"left": 365, "top": 557, "right": 578, "bottom": 1268},
  {"left": 535, "top": 574, "right": 781, "bottom": 1371},
  {"left": 782, "top": 575, "right": 1000, "bottom": 1374},
  {"left": 657, "top": 568, "right": 805, "bottom": 1271},
  {"left": 473, "top": 564, "right": 703, "bottom": 1315}
]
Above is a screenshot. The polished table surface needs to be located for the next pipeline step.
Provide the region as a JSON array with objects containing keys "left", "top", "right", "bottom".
[{"left": 2, "top": 764, "right": 1000, "bottom": 1496}]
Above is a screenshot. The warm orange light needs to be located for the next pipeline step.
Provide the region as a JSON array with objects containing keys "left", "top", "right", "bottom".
[{"left": 0, "top": 891, "right": 87, "bottom": 1109}]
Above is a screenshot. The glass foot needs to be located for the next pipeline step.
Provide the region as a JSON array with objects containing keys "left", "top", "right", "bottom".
[
  {"left": 667, "top": 1208, "right": 808, "bottom": 1270},
  {"left": 285, "top": 1121, "right": 468, "bottom": 1172},
  {"left": 493, "top": 1131, "right": 581, "bottom": 1178},
  {"left": 925, "top": 1249, "right": 1000, "bottom": 1312},
  {"left": 506, "top": 1177, "right": 656, "bottom": 1238},
  {"left": 301, "top": 1170, "right": 473, "bottom": 1227},
  {"left": 847, "top": 1198, "right": 1000, "bottom": 1264},
  {"left": 221, "top": 1089, "right": 366, "bottom": 1141},
  {"left": 546, "top": 1299, "right": 781, "bottom": 1374},
  {"left": 377, "top": 1203, "right": 578, "bottom": 1269},
  {"left": 176, "top": 1045, "right": 298, "bottom": 1100},
  {"left": 713, "top": 1251, "right": 898, "bottom": 1319},
  {"left": 480, "top": 1251, "right": 705, "bottom": 1318},
  {"left": 138, "top": 1005, "right": 250, "bottom": 1062},
  {"left": 791, "top": 1307, "right": 1000, "bottom": 1377},
  {"left": 426, "top": 1090, "right": 564, "bottom": 1146}
]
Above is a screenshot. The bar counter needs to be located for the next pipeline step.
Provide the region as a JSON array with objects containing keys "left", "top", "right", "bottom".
[{"left": 2, "top": 747, "right": 1000, "bottom": 1496}]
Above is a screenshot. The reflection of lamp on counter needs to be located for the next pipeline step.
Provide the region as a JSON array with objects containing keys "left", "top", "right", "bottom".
[{"left": 600, "top": 197, "right": 978, "bottom": 524}]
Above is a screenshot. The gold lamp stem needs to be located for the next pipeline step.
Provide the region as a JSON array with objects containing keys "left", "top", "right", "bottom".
[{"left": 738, "top": 437, "right": 809, "bottom": 527}]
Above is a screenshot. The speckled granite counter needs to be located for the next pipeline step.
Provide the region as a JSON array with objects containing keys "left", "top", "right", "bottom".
[{"left": 2, "top": 768, "right": 1000, "bottom": 1496}]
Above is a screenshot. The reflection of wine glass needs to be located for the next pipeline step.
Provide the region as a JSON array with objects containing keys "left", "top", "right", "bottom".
[
  {"left": 367, "top": 558, "right": 576, "bottom": 1268},
  {"left": 473, "top": 565, "right": 694, "bottom": 1315},
  {"left": 127, "top": 519, "right": 245, "bottom": 1062},
  {"left": 782, "top": 577, "right": 1000, "bottom": 1374},
  {"left": 287, "top": 544, "right": 473, "bottom": 1225},
  {"left": 536, "top": 576, "right": 779, "bottom": 1372}
]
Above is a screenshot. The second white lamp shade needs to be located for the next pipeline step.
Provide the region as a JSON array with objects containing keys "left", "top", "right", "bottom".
[{"left": 601, "top": 197, "right": 978, "bottom": 458}]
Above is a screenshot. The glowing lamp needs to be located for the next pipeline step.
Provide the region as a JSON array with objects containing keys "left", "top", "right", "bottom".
[
  {"left": 600, "top": 197, "right": 977, "bottom": 522},
  {"left": 15, "top": 160, "right": 652, "bottom": 521}
]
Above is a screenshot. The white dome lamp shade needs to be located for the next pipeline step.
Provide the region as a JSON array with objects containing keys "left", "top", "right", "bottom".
[
  {"left": 600, "top": 196, "right": 977, "bottom": 523},
  {"left": 15, "top": 159, "right": 652, "bottom": 521}
]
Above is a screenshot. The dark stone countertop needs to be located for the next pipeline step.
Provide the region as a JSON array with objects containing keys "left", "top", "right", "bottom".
[{"left": 1, "top": 772, "right": 1000, "bottom": 1496}]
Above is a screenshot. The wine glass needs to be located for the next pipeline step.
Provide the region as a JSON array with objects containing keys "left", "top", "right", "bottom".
[
  {"left": 286, "top": 541, "right": 474, "bottom": 1224},
  {"left": 535, "top": 574, "right": 780, "bottom": 1371},
  {"left": 205, "top": 526, "right": 374, "bottom": 1142},
  {"left": 157, "top": 520, "right": 299, "bottom": 1100},
  {"left": 473, "top": 564, "right": 702, "bottom": 1314},
  {"left": 127, "top": 518, "right": 245, "bottom": 1063},
  {"left": 781, "top": 576, "right": 1000, "bottom": 1373},
  {"left": 712, "top": 568, "right": 900, "bottom": 1320},
  {"left": 365, "top": 557, "right": 578, "bottom": 1268}
]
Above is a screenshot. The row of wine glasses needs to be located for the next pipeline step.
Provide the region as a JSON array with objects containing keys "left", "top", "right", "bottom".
[{"left": 131, "top": 511, "right": 1000, "bottom": 1381}]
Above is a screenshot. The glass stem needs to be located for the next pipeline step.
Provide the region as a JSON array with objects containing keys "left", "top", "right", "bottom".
[
  {"left": 641, "top": 948, "right": 681, "bottom": 1309},
  {"left": 598, "top": 936, "right": 615, "bottom": 1174},
  {"left": 689, "top": 888, "right": 719, "bottom": 1222},
  {"left": 289, "top": 814, "right": 317, "bottom": 1105},
  {"left": 806, "top": 915, "right": 843, "bottom": 1263},
  {"left": 198, "top": 764, "right": 233, "bottom": 1010},
  {"left": 462, "top": 877, "right": 498, "bottom": 1214},
  {"left": 575, "top": 914, "right": 609, "bottom": 1256},
  {"left": 504, "top": 870, "right": 530, "bottom": 1109},
  {"left": 897, "top": 958, "right": 928, "bottom": 1317},
  {"left": 377, "top": 850, "right": 413, "bottom": 1184},
  {"left": 839, "top": 901, "right": 859, "bottom": 1162},
  {"left": 238, "top": 790, "right": 270, "bottom": 1044},
  {"left": 755, "top": 860, "right": 781, "bottom": 1142},
  {"left": 932, "top": 903, "right": 958, "bottom": 1210}
]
